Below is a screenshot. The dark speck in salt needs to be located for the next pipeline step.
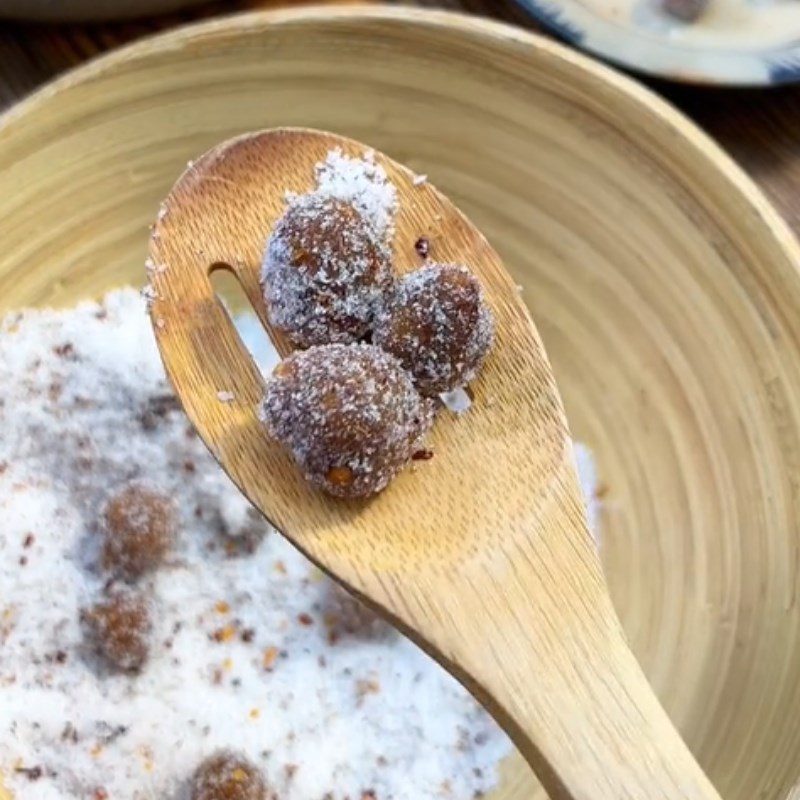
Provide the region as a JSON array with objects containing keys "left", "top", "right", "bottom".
[
  {"left": 23, "top": 533, "right": 35, "bottom": 548},
  {"left": 241, "top": 628, "right": 255, "bottom": 643},
  {"left": 19, "top": 556, "right": 28, "bottom": 566},
  {"left": 414, "top": 237, "right": 430, "bottom": 259},
  {"left": 61, "top": 723, "right": 79, "bottom": 743},
  {"left": 48, "top": 382, "right": 63, "bottom": 402},
  {"left": 298, "top": 613, "right": 314, "bottom": 626},
  {"left": 412, "top": 449, "right": 434, "bottom": 461},
  {"left": 53, "top": 343, "right": 76, "bottom": 360},
  {"left": 139, "top": 393, "right": 181, "bottom": 431},
  {"left": 15, "top": 765, "right": 43, "bottom": 781}
]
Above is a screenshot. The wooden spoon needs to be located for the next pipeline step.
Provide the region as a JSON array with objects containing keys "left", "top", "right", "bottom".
[{"left": 148, "top": 128, "right": 723, "bottom": 800}]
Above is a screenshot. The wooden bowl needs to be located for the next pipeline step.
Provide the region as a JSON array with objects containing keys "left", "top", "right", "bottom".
[{"left": 1, "top": 7, "right": 800, "bottom": 799}]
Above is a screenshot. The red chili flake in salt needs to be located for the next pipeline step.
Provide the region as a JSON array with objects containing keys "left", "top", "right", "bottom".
[
  {"left": 23, "top": 533, "right": 35, "bottom": 548},
  {"left": 297, "top": 613, "right": 314, "bottom": 627},
  {"left": 412, "top": 449, "right": 434, "bottom": 461},
  {"left": 211, "top": 624, "right": 236, "bottom": 643},
  {"left": 262, "top": 647, "right": 279, "bottom": 670}
]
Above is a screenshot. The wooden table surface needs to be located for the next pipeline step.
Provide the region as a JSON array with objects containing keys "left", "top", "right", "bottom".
[{"left": 1, "top": 0, "right": 799, "bottom": 238}]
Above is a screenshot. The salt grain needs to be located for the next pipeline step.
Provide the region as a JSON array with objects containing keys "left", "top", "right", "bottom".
[
  {"left": 0, "top": 290, "right": 601, "bottom": 799},
  {"left": 413, "top": 174, "right": 428, "bottom": 186},
  {"left": 140, "top": 285, "right": 158, "bottom": 308},
  {"left": 440, "top": 388, "right": 472, "bottom": 415},
  {"left": 216, "top": 391, "right": 235, "bottom": 403}
]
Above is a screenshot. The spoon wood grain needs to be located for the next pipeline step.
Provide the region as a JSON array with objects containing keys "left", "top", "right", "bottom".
[{"left": 148, "top": 127, "right": 723, "bottom": 800}]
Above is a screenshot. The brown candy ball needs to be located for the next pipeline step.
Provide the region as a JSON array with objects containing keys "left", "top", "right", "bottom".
[
  {"left": 81, "top": 588, "right": 152, "bottom": 672},
  {"left": 190, "top": 751, "right": 268, "bottom": 800},
  {"left": 261, "top": 343, "right": 434, "bottom": 499},
  {"left": 261, "top": 194, "right": 394, "bottom": 347},
  {"left": 373, "top": 263, "right": 494, "bottom": 396},
  {"left": 102, "top": 484, "right": 176, "bottom": 579}
]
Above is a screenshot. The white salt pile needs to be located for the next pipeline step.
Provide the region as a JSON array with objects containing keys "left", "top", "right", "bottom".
[
  {"left": 0, "top": 290, "right": 600, "bottom": 800},
  {"left": 313, "top": 148, "right": 397, "bottom": 239}
]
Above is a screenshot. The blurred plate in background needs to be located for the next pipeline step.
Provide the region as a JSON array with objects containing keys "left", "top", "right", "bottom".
[{"left": 513, "top": 0, "right": 800, "bottom": 84}]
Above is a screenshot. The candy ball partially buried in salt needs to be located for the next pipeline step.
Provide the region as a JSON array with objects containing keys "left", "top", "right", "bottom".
[
  {"left": 261, "top": 195, "right": 394, "bottom": 348},
  {"left": 81, "top": 587, "right": 152, "bottom": 673},
  {"left": 374, "top": 263, "right": 494, "bottom": 396},
  {"left": 261, "top": 343, "right": 434, "bottom": 499},
  {"left": 190, "top": 750, "right": 268, "bottom": 800},
  {"left": 101, "top": 483, "right": 176, "bottom": 579}
]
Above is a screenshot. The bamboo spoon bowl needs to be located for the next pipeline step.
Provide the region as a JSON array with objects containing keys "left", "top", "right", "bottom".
[
  {"left": 1, "top": 6, "right": 800, "bottom": 800},
  {"left": 149, "top": 126, "right": 725, "bottom": 800}
]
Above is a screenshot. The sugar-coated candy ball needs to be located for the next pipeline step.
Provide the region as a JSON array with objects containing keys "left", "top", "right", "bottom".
[
  {"left": 374, "top": 263, "right": 493, "bottom": 395},
  {"left": 261, "top": 343, "right": 434, "bottom": 498},
  {"left": 261, "top": 194, "right": 393, "bottom": 347}
]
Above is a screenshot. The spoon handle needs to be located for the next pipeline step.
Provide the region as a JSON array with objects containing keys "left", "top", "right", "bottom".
[
  {"left": 423, "top": 468, "right": 723, "bottom": 800},
  {"left": 474, "top": 608, "right": 722, "bottom": 799}
]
